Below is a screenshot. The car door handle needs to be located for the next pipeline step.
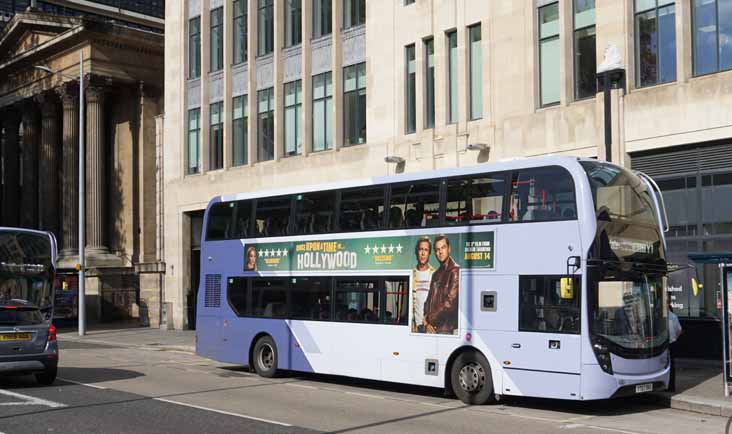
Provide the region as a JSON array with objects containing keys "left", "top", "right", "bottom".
[{"left": 511, "top": 343, "right": 521, "bottom": 349}]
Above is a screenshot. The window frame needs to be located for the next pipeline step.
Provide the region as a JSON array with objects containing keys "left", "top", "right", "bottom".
[
  {"left": 343, "top": 0, "right": 366, "bottom": 29},
  {"left": 257, "top": 0, "right": 274, "bottom": 56},
  {"left": 188, "top": 16, "right": 201, "bottom": 79},
  {"left": 424, "top": 37, "right": 435, "bottom": 129},
  {"left": 285, "top": 0, "right": 302, "bottom": 48},
  {"left": 187, "top": 107, "right": 201, "bottom": 175},
  {"left": 312, "top": 71, "right": 334, "bottom": 152},
  {"left": 313, "top": 0, "right": 333, "bottom": 38},
  {"left": 284, "top": 80, "right": 303, "bottom": 157},
  {"left": 538, "top": 2, "right": 561, "bottom": 107},
  {"left": 468, "top": 23, "right": 483, "bottom": 120},
  {"left": 233, "top": 0, "right": 248, "bottom": 65},
  {"left": 226, "top": 275, "right": 410, "bottom": 326},
  {"left": 209, "top": 101, "right": 224, "bottom": 170},
  {"left": 572, "top": 0, "right": 597, "bottom": 100},
  {"left": 232, "top": 94, "right": 248, "bottom": 167},
  {"left": 343, "top": 62, "right": 367, "bottom": 146},
  {"left": 446, "top": 30, "right": 459, "bottom": 124},
  {"left": 405, "top": 44, "right": 417, "bottom": 134},
  {"left": 518, "top": 275, "right": 582, "bottom": 334},
  {"left": 634, "top": 0, "right": 677, "bottom": 88},
  {"left": 691, "top": 0, "right": 732, "bottom": 77},
  {"left": 257, "top": 87, "right": 275, "bottom": 162},
  {"left": 210, "top": 7, "right": 224, "bottom": 72}
]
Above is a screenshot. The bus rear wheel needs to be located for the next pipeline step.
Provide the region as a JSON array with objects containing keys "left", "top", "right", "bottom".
[
  {"left": 253, "top": 336, "right": 278, "bottom": 378},
  {"left": 450, "top": 351, "right": 495, "bottom": 405}
]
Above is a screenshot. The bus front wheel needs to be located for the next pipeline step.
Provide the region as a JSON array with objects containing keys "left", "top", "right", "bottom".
[
  {"left": 253, "top": 336, "right": 278, "bottom": 378},
  {"left": 450, "top": 351, "right": 495, "bottom": 405}
]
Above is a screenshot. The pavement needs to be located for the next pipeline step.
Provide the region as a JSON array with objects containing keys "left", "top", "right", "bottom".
[{"left": 57, "top": 323, "right": 732, "bottom": 419}]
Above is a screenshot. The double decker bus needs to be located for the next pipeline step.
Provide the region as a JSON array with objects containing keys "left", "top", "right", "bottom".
[{"left": 196, "top": 156, "right": 670, "bottom": 404}]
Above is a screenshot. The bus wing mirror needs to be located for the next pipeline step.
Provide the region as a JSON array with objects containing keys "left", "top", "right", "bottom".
[{"left": 560, "top": 277, "right": 574, "bottom": 300}]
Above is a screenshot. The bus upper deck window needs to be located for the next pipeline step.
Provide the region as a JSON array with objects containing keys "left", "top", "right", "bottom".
[{"left": 509, "top": 167, "right": 576, "bottom": 222}]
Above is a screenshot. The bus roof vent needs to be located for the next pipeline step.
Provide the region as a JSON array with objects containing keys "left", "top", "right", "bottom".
[{"left": 204, "top": 274, "right": 222, "bottom": 308}]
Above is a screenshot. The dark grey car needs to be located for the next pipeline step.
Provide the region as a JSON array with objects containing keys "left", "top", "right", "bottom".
[{"left": 0, "top": 301, "right": 58, "bottom": 384}]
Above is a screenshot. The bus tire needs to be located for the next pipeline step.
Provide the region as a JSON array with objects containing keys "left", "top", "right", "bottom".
[
  {"left": 253, "top": 336, "right": 278, "bottom": 378},
  {"left": 450, "top": 351, "right": 495, "bottom": 405}
]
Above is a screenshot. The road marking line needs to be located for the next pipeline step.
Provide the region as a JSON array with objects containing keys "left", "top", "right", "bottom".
[
  {"left": 0, "top": 389, "right": 66, "bottom": 408},
  {"left": 58, "top": 377, "right": 107, "bottom": 390},
  {"left": 154, "top": 398, "right": 292, "bottom": 427},
  {"left": 561, "top": 423, "right": 643, "bottom": 434}
]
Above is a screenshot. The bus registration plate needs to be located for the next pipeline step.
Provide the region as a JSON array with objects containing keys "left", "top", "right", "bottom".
[{"left": 635, "top": 383, "right": 653, "bottom": 394}]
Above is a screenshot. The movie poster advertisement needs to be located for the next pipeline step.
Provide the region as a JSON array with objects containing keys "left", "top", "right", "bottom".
[{"left": 243, "top": 232, "right": 495, "bottom": 336}]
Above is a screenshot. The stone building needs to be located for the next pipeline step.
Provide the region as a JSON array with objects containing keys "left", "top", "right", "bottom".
[
  {"left": 0, "top": 3, "right": 165, "bottom": 325},
  {"left": 164, "top": 0, "right": 732, "bottom": 354}
]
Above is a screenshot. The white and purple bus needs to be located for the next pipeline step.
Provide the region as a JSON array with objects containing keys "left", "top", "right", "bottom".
[{"left": 195, "top": 156, "right": 670, "bottom": 404}]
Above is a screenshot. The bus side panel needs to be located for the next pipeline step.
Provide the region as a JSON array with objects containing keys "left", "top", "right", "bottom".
[
  {"left": 218, "top": 317, "right": 292, "bottom": 368},
  {"left": 195, "top": 315, "right": 221, "bottom": 360},
  {"left": 502, "top": 370, "right": 581, "bottom": 400}
]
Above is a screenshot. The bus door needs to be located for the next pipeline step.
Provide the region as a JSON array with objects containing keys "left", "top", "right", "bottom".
[{"left": 503, "top": 275, "right": 582, "bottom": 399}]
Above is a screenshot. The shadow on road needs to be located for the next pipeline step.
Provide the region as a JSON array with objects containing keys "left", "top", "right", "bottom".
[{"left": 0, "top": 367, "right": 145, "bottom": 389}]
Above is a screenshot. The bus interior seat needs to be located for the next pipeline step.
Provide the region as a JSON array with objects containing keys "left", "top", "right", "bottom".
[
  {"left": 405, "top": 209, "right": 421, "bottom": 227},
  {"left": 389, "top": 207, "right": 404, "bottom": 228}
]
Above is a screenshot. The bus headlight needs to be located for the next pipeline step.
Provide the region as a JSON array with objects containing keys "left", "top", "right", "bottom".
[{"left": 591, "top": 337, "right": 613, "bottom": 375}]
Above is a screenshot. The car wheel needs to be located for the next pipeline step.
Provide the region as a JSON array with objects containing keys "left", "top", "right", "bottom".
[
  {"left": 253, "top": 336, "right": 278, "bottom": 378},
  {"left": 35, "top": 367, "right": 57, "bottom": 386},
  {"left": 450, "top": 351, "right": 495, "bottom": 405}
]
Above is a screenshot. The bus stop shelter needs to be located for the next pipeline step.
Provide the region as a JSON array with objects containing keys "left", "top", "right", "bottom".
[{"left": 688, "top": 252, "right": 732, "bottom": 397}]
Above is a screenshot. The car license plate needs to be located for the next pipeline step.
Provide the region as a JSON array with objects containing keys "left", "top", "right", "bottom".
[
  {"left": 635, "top": 383, "right": 653, "bottom": 393},
  {"left": 0, "top": 333, "right": 33, "bottom": 341}
]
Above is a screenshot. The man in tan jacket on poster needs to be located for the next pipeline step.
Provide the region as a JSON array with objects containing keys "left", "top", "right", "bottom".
[{"left": 423, "top": 235, "right": 460, "bottom": 335}]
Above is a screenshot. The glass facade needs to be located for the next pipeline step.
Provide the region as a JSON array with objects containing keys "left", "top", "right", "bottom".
[
  {"left": 447, "top": 30, "right": 458, "bottom": 124},
  {"left": 187, "top": 108, "right": 201, "bottom": 175},
  {"left": 693, "top": 0, "right": 732, "bottom": 76},
  {"left": 539, "top": 2, "right": 560, "bottom": 106},
  {"left": 285, "top": 0, "right": 302, "bottom": 47},
  {"left": 344, "top": 63, "right": 367, "bottom": 146},
  {"left": 233, "top": 0, "right": 248, "bottom": 65},
  {"left": 210, "top": 8, "right": 224, "bottom": 72},
  {"left": 284, "top": 80, "right": 303, "bottom": 157},
  {"left": 635, "top": 0, "right": 677, "bottom": 87},
  {"left": 258, "top": 0, "right": 274, "bottom": 56},
  {"left": 344, "top": 0, "right": 365, "bottom": 29},
  {"left": 313, "top": 0, "right": 332, "bottom": 38},
  {"left": 233, "top": 95, "right": 248, "bottom": 166},
  {"left": 209, "top": 102, "right": 224, "bottom": 170},
  {"left": 424, "top": 38, "right": 435, "bottom": 129},
  {"left": 468, "top": 24, "right": 482, "bottom": 120},
  {"left": 257, "top": 88, "right": 275, "bottom": 161},
  {"left": 312, "top": 72, "right": 333, "bottom": 152},
  {"left": 573, "top": 0, "right": 596, "bottom": 99},
  {"left": 189, "top": 16, "right": 201, "bottom": 79},
  {"left": 405, "top": 44, "right": 416, "bottom": 134}
]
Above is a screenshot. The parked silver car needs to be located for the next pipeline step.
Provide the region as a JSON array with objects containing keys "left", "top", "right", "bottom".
[{"left": 0, "top": 301, "right": 58, "bottom": 384}]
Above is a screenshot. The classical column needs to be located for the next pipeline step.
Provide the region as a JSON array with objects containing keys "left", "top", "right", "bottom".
[
  {"left": 2, "top": 108, "right": 21, "bottom": 227},
  {"left": 37, "top": 95, "right": 60, "bottom": 236},
  {"left": 58, "top": 84, "right": 79, "bottom": 256},
  {"left": 85, "top": 85, "right": 107, "bottom": 254},
  {"left": 21, "top": 103, "right": 39, "bottom": 229}
]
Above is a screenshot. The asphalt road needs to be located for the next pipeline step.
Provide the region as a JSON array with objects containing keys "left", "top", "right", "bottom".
[{"left": 0, "top": 340, "right": 725, "bottom": 434}]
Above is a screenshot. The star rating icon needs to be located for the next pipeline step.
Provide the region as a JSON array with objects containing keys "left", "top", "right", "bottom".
[
  {"left": 396, "top": 244, "right": 403, "bottom": 254},
  {"left": 258, "top": 249, "right": 264, "bottom": 257},
  {"left": 364, "top": 245, "right": 372, "bottom": 254},
  {"left": 388, "top": 244, "right": 395, "bottom": 253},
  {"left": 380, "top": 245, "right": 387, "bottom": 254}
]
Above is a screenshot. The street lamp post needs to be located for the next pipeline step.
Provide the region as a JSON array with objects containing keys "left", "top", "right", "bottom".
[{"left": 34, "top": 48, "right": 86, "bottom": 336}]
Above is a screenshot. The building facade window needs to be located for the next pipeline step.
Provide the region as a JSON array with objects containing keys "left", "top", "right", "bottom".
[
  {"left": 447, "top": 30, "right": 458, "bottom": 124},
  {"left": 209, "top": 101, "right": 224, "bottom": 170},
  {"left": 210, "top": 7, "right": 224, "bottom": 72},
  {"left": 233, "top": 95, "right": 248, "bottom": 166},
  {"left": 344, "top": 62, "right": 366, "bottom": 146},
  {"left": 573, "top": 0, "right": 596, "bottom": 99},
  {"left": 468, "top": 23, "right": 483, "bottom": 120},
  {"left": 284, "top": 80, "right": 303, "bottom": 156},
  {"left": 635, "top": 1, "right": 676, "bottom": 87},
  {"left": 188, "top": 16, "right": 201, "bottom": 79},
  {"left": 257, "top": 87, "right": 274, "bottom": 161},
  {"left": 692, "top": 0, "right": 732, "bottom": 76},
  {"left": 344, "top": 0, "right": 365, "bottom": 29},
  {"left": 405, "top": 44, "right": 416, "bottom": 134},
  {"left": 233, "top": 0, "right": 248, "bottom": 65},
  {"left": 285, "top": 0, "right": 302, "bottom": 47},
  {"left": 187, "top": 108, "right": 201, "bottom": 174},
  {"left": 424, "top": 38, "right": 435, "bottom": 129},
  {"left": 313, "top": 0, "right": 332, "bottom": 38},
  {"left": 258, "top": 0, "right": 274, "bottom": 56},
  {"left": 313, "top": 72, "right": 333, "bottom": 152},
  {"left": 539, "top": 2, "right": 560, "bottom": 106}
]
